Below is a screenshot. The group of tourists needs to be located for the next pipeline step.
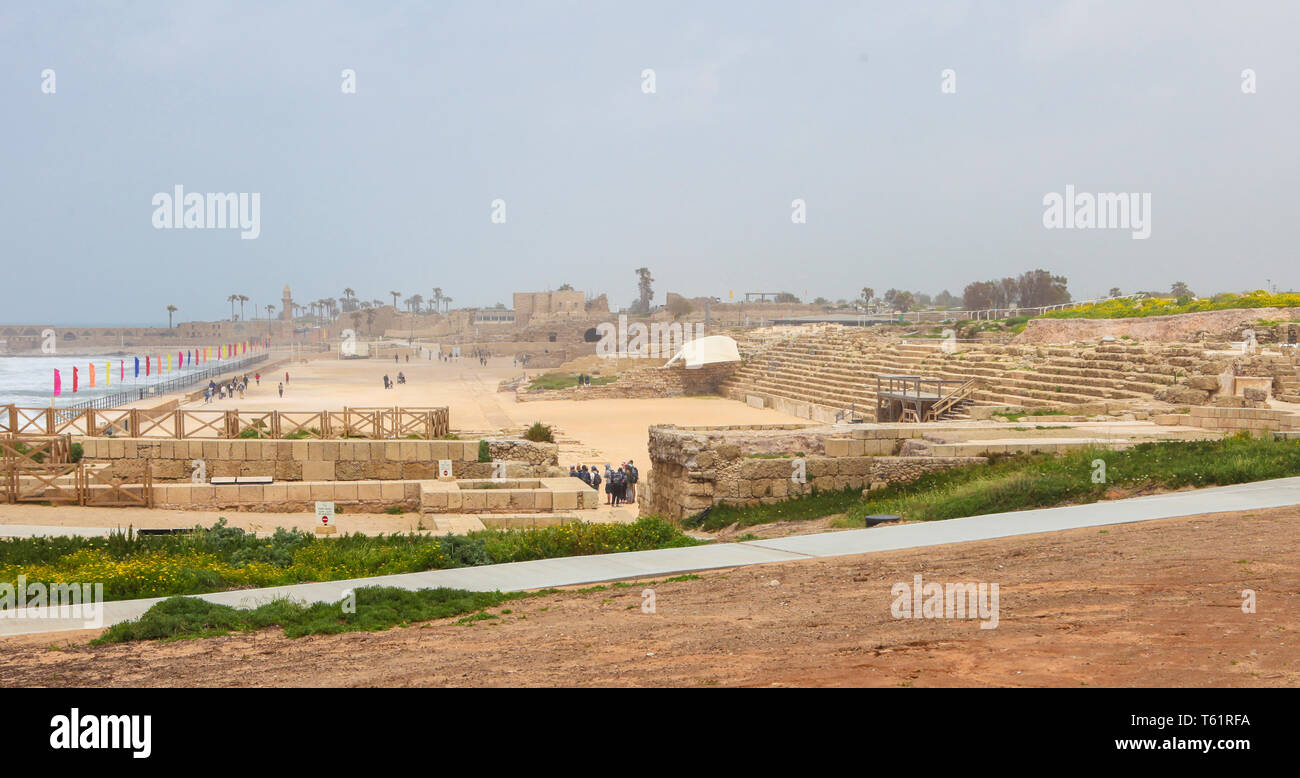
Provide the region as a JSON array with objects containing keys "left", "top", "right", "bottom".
[
  {"left": 203, "top": 372, "right": 259, "bottom": 403},
  {"left": 382, "top": 372, "right": 406, "bottom": 389},
  {"left": 569, "top": 461, "right": 639, "bottom": 506}
]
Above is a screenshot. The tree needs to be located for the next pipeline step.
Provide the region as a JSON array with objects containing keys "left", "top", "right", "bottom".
[
  {"left": 410, "top": 294, "right": 424, "bottom": 313},
  {"left": 666, "top": 296, "right": 694, "bottom": 320},
  {"left": 238, "top": 295, "right": 249, "bottom": 321},
  {"left": 390, "top": 291, "right": 400, "bottom": 309},
  {"left": 892, "top": 291, "right": 916, "bottom": 312},
  {"left": 861, "top": 287, "right": 874, "bottom": 305},
  {"left": 1108, "top": 287, "right": 1122, "bottom": 298},
  {"left": 441, "top": 296, "right": 453, "bottom": 312},
  {"left": 1170, "top": 281, "right": 1194, "bottom": 299},
  {"left": 557, "top": 283, "right": 574, "bottom": 291},
  {"left": 635, "top": 267, "right": 654, "bottom": 313},
  {"left": 265, "top": 304, "right": 276, "bottom": 320},
  {"left": 364, "top": 308, "right": 376, "bottom": 335},
  {"left": 1016, "top": 269, "right": 1070, "bottom": 308},
  {"left": 431, "top": 287, "right": 443, "bottom": 314},
  {"left": 342, "top": 288, "right": 357, "bottom": 312},
  {"left": 775, "top": 292, "right": 800, "bottom": 303},
  {"left": 934, "top": 290, "right": 959, "bottom": 308},
  {"left": 962, "top": 281, "right": 997, "bottom": 311},
  {"left": 166, "top": 304, "right": 178, "bottom": 328}
]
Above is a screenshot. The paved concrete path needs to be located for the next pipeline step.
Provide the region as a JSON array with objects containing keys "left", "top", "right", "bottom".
[{"left": 4, "top": 477, "right": 1299, "bottom": 637}]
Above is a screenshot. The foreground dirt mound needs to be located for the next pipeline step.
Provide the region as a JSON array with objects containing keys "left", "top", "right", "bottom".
[{"left": 2, "top": 506, "right": 1295, "bottom": 687}]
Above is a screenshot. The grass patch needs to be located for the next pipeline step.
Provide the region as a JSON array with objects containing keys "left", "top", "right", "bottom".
[
  {"left": 686, "top": 435, "right": 1300, "bottom": 532},
  {"left": 1, "top": 517, "right": 702, "bottom": 603},
  {"left": 526, "top": 373, "right": 618, "bottom": 392},
  {"left": 686, "top": 486, "right": 862, "bottom": 531},
  {"left": 834, "top": 434, "right": 1300, "bottom": 527},
  {"left": 93, "top": 586, "right": 526, "bottom": 644},
  {"left": 1040, "top": 290, "right": 1300, "bottom": 319}
]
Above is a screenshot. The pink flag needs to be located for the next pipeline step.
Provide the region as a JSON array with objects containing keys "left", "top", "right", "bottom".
[{"left": 53, "top": 369, "right": 61, "bottom": 396}]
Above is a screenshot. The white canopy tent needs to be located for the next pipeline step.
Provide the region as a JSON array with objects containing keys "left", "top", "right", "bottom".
[{"left": 663, "top": 335, "right": 741, "bottom": 369}]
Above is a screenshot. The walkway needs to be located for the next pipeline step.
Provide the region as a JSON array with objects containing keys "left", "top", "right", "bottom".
[{"left": 3, "top": 477, "right": 1298, "bottom": 636}]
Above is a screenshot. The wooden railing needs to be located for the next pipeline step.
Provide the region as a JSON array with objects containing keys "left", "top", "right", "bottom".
[
  {"left": 0, "top": 443, "right": 152, "bottom": 507},
  {"left": 925, "top": 379, "right": 981, "bottom": 422},
  {"left": 1, "top": 404, "right": 450, "bottom": 440}
]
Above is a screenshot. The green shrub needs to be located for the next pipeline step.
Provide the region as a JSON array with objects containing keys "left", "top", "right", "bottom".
[
  {"left": 523, "top": 422, "right": 554, "bottom": 443},
  {"left": 477, "top": 440, "right": 491, "bottom": 462}
]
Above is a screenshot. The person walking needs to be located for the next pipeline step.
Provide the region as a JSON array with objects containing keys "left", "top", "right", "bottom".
[
  {"left": 278, "top": 382, "right": 284, "bottom": 398},
  {"left": 254, "top": 372, "right": 260, "bottom": 386},
  {"left": 588, "top": 466, "right": 601, "bottom": 493},
  {"left": 625, "top": 460, "right": 638, "bottom": 504}
]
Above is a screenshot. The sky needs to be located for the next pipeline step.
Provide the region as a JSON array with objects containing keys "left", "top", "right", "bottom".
[{"left": 2, "top": 0, "right": 1298, "bottom": 325}]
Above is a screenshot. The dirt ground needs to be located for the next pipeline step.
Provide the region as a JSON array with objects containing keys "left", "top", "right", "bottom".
[{"left": 2, "top": 506, "right": 1295, "bottom": 688}]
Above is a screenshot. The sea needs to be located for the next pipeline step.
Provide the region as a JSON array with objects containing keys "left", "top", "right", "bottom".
[{"left": 0, "top": 355, "right": 212, "bottom": 408}]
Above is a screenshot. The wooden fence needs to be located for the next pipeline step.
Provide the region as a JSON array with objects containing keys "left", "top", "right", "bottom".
[
  {"left": 0, "top": 405, "right": 450, "bottom": 441},
  {"left": 0, "top": 437, "right": 153, "bottom": 507}
]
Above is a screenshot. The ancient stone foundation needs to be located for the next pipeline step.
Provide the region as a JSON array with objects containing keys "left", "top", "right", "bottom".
[
  {"left": 80, "top": 437, "right": 558, "bottom": 482},
  {"left": 643, "top": 423, "right": 985, "bottom": 521}
]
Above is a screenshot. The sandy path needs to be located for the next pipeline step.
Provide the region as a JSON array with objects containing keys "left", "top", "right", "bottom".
[
  {"left": 0, "top": 355, "right": 805, "bottom": 530},
  {"left": 4, "top": 506, "right": 1295, "bottom": 687},
  {"left": 170, "top": 354, "right": 807, "bottom": 465}
]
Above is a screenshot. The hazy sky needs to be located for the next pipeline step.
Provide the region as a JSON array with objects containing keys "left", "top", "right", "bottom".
[{"left": 3, "top": 1, "right": 1298, "bottom": 325}]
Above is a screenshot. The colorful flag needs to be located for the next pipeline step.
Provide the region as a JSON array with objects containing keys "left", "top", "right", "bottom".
[
  {"left": 89, "top": 362, "right": 95, "bottom": 388},
  {"left": 146, "top": 356, "right": 151, "bottom": 376},
  {"left": 134, "top": 357, "right": 140, "bottom": 378},
  {"left": 72, "top": 366, "right": 79, "bottom": 393},
  {"left": 53, "top": 369, "right": 61, "bottom": 396}
]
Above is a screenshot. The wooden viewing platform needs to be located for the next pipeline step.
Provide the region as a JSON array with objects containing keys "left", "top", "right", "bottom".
[{"left": 875, "top": 375, "right": 978, "bottom": 423}]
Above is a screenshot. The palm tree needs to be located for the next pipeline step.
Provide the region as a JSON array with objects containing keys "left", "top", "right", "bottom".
[
  {"left": 389, "top": 291, "right": 400, "bottom": 309},
  {"left": 265, "top": 304, "right": 276, "bottom": 320},
  {"left": 167, "top": 304, "right": 178, "bottom": 328},
  {"left": 342, "top": 288, "right": 356, "bottom": 312},
  {"left": 364, "top": 308, "right": 377, "bottom": 335},
  {"left": 410, "top": 294, "right": 424, "bottom": 313},
  {"left": 442, "top": 296, "right": 452, "bottom": 312},
  {"left": 431, "top": 287, "right": 443, "bottom": 314},
  {"left": 227, "top": 294, "right": 241, "bottom": 321},
  {"left": 238, "top": 295, "right": 249, "bottom": 321}
]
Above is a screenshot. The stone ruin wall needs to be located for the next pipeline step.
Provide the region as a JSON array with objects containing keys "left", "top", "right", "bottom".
[
  {"left": 1016, "top": 308, "right": 1300, "bottom": 345},
  {"left": 642, "top": 424, "right": 985, "bottom": 521},
  {"left": 79, "top": 437, "right": 560, "bottom": 482},
  {"left": 517, "top": 362, "right": 736, "bottom": 402}
]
